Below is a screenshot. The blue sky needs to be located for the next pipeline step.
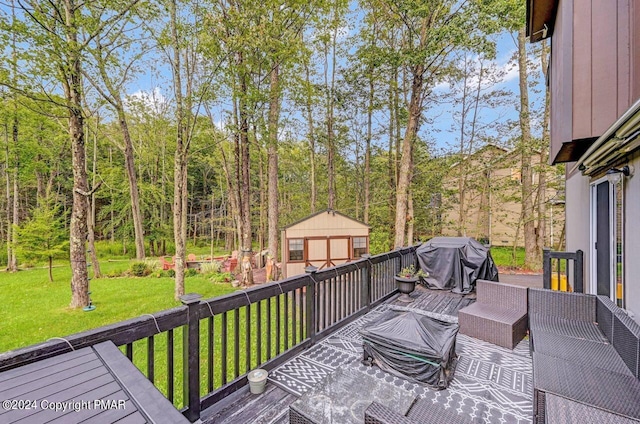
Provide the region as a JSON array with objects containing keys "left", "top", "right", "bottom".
[{"left": 106, "top": 8, "right": 546, "bottom": 157}]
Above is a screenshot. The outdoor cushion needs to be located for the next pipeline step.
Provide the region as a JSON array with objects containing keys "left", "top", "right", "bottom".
[
  {"left": 529, "top": 313, "right": 607, "bottom": 344},
  {"left": 531, "top": 330, "right": 633, "bottom": 376}
]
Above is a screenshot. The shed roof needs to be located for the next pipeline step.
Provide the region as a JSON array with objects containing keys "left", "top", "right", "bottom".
[{"left": 282, "top": 209, "right": 370, "bottom": 230}]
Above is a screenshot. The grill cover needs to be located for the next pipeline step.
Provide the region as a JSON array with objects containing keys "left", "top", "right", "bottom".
[
  {"left": 360, "top": 309, "right": 459, "bottom": 389},
  {"left": 417, "top": 237, "right": 499, "bottom": 294}
]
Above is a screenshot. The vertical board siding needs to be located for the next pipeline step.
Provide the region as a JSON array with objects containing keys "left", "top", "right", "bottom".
[{"left": 592, "top": 0, "right": 619, "bottom": 133}]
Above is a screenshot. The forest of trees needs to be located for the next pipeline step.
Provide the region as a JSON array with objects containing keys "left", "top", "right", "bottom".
[{"left": 0, "top": 0, "right": 557, "bottom": 308}]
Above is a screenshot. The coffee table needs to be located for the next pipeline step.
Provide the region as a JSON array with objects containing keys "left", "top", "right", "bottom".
[{"left": 289, "top": 368, "right": 415, "bottom": 424}]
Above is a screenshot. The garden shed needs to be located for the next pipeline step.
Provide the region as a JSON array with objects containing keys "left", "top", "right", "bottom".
[{"left": 281, "top": 209, "right": 370, "bottom": 278}]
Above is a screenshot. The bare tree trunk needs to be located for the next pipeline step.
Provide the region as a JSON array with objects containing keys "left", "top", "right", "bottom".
[
  {"left": 64, "top": 0, "right": 90, "bottom": 309},
  {"left": 364, "top": 64, "right": 373, "bottom": 224},
  {"left": 48, "top": 256, "right": 54, "bottom": 283},
  {"left": 517, "top": 27, "right": 537, "bottom": 269},
  {"left": 238, "top": 61, "right": 253, "bottom": 286},
  {"left": 326, "top": 42, "right": 336, "bottom": 210},
  {"left": 170, "top": 0, "right": 187, "bottom": 299},
  {"left": 388, "top": 73, "right": 396, "bottom": 234},
  {"left": 88, "top": 118, "right": 101, "bottom": 278},
  {"left": 537, "top": 39, "right": 551, "bottom": 258},
  {"left": 267, "top": 64, "right": 280, "bottom": 265},
  {"left": 68, "top": 95, "right": 89, "bottom": 308},
  {"left": 457, "top": 68, "right": 469, "bottom": 237},
  {"left": 394, "top": 63, "right": 424, "bottom": 248},
  {"left": 117, "top": 110, "right": 146, "bottom": 260},
  {"left": 4, "top": 124, "right": 12, "bottom": 271},
  {"left": 407, "top": 189, "right": 414, "bottom": 246},
  {"left": 258, "top": 150, "right": 265, "bottom": 266},
  {"left": 9, "top": 113, "right": 18, "bottom": 271},
  {"left": 304, "top": 63, "right": 317, "bottom": 213},
  {"left": 90, "top": 36, "right": 146, "bottom": 260},
  {"left": 7, "top": 6, "right": 17, "bottom": 272}
]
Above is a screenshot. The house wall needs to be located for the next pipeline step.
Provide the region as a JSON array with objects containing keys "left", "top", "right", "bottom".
[
  {"left": 549, "top": 0, "right": 572, "bottom": 162},
  {"left": 623, "top": 154, "right": 640, "bottom": 321},
  {"left": 550, "top": 0, "right": 637, "bottom": 161},
  {"left": 441, "top": 147, "right": 564, "bottom": 248},
  {"left": 564, "top": 171, "right": 591, "bottom": 291}
]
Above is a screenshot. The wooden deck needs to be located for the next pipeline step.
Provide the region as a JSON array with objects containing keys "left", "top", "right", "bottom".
[
  {"left": 0, "top": 341, "right": 187, "bottom": 424},
  {"left": 200, "top": 382, "right": 293, "bottom": 424},
  {"left": 200, "top": 286, "right": 492, "bottom": 424}
]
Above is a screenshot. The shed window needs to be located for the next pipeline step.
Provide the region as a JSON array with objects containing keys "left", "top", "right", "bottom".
[
  {"left": 288, "top": 239, "right": 304, "bottom": 261},
  {"left": 352, "top": 237, "right": 367, "bottom": 258}
]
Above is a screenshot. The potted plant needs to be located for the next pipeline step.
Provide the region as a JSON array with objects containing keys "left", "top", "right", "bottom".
[{"left": 395, "top": 265, "right": 428, "bottom": 302}]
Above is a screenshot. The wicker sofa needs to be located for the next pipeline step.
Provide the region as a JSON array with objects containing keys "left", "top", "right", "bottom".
[
  {"left": 529, "top": 288, "right": 640, "bottom": 423},
  {"left": 364, "top": 399, "right": 471, "bottom": 424},
  {"left": 458, "top": 280, "right": 528, "bottom": 349}
]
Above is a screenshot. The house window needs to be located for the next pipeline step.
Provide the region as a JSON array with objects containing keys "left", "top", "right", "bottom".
[
  {"left": 352, "top": 237, "right": 368, "bottom": 258},
  {"left": 288, "top": 239, "right": 304, "bottom": 261}
]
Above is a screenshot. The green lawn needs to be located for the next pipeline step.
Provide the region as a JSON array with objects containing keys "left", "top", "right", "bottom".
[
  {"left": 490, "top": 246, "right": 527, "bottom": 269},
  {"left": 0, "top": 260, "right": 236, "bottom": 353},
  {"left": 0, "top": 259, "right": 299, "bottom": 408}
]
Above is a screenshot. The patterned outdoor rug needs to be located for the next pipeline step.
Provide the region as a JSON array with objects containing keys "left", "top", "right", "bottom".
[{"left": 269, "top": 303, "right": 533, "bottom": 424}]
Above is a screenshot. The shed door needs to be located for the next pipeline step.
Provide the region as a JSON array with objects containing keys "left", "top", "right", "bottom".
[{"left": 306, "top": 238, "right": 329, "bottom": 269}]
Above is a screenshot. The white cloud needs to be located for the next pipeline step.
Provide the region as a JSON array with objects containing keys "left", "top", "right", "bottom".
[{"left": 126, "top": 87, "right": 169, "bottom": 116}]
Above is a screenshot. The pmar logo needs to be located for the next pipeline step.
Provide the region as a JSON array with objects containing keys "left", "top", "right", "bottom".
[{"left": 94, "top": 399, "right": 127, "bottom": 410}]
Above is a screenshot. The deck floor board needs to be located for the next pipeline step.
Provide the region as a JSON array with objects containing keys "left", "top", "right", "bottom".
[{"left": 0, "top": 341, "right": 188, "bottom": 424}]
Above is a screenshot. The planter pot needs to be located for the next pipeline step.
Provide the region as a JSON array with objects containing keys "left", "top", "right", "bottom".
[
  {"left": 395, "top": 276, "right": 418, "bottom": 302},
  {"left": 247, "top": 368, "right": 268, "bottom": 394}
]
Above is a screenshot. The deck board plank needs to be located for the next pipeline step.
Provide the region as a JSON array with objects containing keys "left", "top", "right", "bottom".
[
  {"left": 0, "top": 352, "right": 97, "bottom": 389},
  {"left": 0, "top": 349, "right": 93, "bottom": 384},
  {"left": 112, "top": 411, "right": 148, "bottom": 424},
  {"left": 15, "top": 381, "right": 124, "bottom": 424},
  {"left": 0, "top": 341, "right": 187, "bottom": 423},
  {"left": 0, "top": 358, "right": 104, "bottom": 399},
  {"left": 201, "top": 384, "right": 295, "bottom": 424},
  {"left": 0, "top": 372, "right": 114, "bottom": 422}
]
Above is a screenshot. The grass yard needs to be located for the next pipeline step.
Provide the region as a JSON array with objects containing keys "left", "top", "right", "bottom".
[
  {"left": 0, "top": 260, "right": 236, "bottom": 353},
  {"left": 0, "top": 259, "right": 299, "bottom": 409},
  {"left": 490, "top": 246, "right": 527, "bottom": 269}
]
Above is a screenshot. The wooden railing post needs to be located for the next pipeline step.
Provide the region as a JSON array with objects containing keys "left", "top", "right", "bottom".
[
  {"left": 304, "top": 266, "right": 317, "bottom": 345},
  {"left": 542, "top": 248, "right": 551, "bottom": 289},
  {"left": 180, "top": 293, "right": 202, "bottom": 422},
  {"left": 574, "top": 250, "right": 584, "bottom": 293},
  {"left": 361, "top": 254, "right": 371, "bottom": 312}
]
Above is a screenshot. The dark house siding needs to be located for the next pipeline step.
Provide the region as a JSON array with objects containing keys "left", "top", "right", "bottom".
[{"left": 550, "top": 0, "right": 639, "bottom": 164}]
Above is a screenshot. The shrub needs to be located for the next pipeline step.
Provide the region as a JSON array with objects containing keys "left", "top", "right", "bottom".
[
  {"left": 167, "top": 269, "right": 175, "bottom": 278},
  {"left": 185, "top": 268, "right": 198, "bottom": 278},
  {"left": 200, "top": 261, "right": 222, "bottom": 275},
  {"left": 210, "top": 272, "right": 233, "bottom": 284},
  {"left": 130, "top": 261, "right": 152, "bottom": 277},
  {"left": 144, "top": 258, "right": 161, "bottom": 273}
]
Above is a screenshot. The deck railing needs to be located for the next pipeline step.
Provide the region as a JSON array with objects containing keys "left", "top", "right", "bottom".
[
  {"left": 0, "top": 245, "right": 417, "bottom": 422},
  {"left": 542, "top": 248, "right": 584, "bottom": 293}
]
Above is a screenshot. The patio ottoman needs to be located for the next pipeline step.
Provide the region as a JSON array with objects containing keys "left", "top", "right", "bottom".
[{"left": 360, "top": 308, "right": 459, "bottom": 389}]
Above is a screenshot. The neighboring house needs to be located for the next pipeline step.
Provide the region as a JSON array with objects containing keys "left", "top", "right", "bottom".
[
  {"left": 441, "top": 144, "right": 564, "bottom": 248},
  {"left": 280, "top": 209, "right": 370, "bottom": 278},
  {"left": 528, "top": 1, "right": 640, "bottom": 319}
]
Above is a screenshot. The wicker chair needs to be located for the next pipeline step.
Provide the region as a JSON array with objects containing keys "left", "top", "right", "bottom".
[
  {"left": 365, "top": 399, "right": 472, "bottom": 424},
  {"left": 529, "top": 288, "right": 640, "bottom": 423},
  {"left": 458, "top": 280, "right": 528, "bottom": 349}
]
